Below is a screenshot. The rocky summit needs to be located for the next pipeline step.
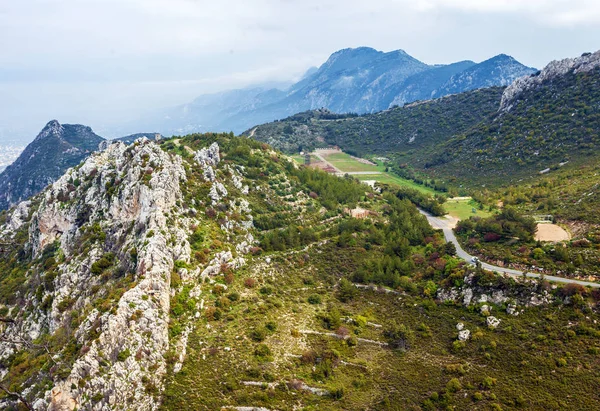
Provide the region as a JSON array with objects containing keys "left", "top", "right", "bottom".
[{"left": 0, "top": 121, "right": 105, "bottom": 211}]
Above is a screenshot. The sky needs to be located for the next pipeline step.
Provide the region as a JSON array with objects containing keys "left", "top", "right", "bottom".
[{"left": 1, "top": 0, "right": 600, "bottom": 143}]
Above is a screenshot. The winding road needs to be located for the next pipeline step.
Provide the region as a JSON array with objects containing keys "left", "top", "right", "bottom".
[{"left": 419, "top": 209, "right": 600, "bottom": 288}]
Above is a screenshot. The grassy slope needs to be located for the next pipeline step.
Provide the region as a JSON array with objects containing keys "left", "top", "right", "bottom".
[
  {"left": 162, "top": 245, "right": 600, "bottom": 411},
  {"left": 323, "top": 152, "right": 380, "bottom": 173},
  {"left": 155, "top": 135, "right": 600, "bottom": 411}
]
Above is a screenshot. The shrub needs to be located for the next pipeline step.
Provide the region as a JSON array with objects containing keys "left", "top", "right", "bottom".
[
  {"left": 446, "top": 378, "right": 462, "bottom": 392},
  {"left": 481, "top": 376, "right": 497, "bottom": 389},
  {"left": 91, "top": 253, "right": 115, "bottom": 276},
  {"left": 254, "top": 344, "right": 272, "bottom": 359},
  {"left": 384, "top": 323, "right": 414, "bottom": 351},
  {"left": 265, "top": 321, "right": 277, "bottom": 332},
  {"left": 117, "top": 349, "right": 131, "bottom": 362},
  {"left": 250, "top": 327, "right": 268, "bottom": 342},
  {"left": 244, "top": 278, "right": 257, "bottom": 288},
  {"left": 204, "top": 307, "right": 221, "bottom": 321},
  {"left": 259, "top": 286, "right": 273, "bottom": 295},
  {"left": 336, "top": 278, "right": 357, "bottom": 302},
  {"left": 307, "top": 294, "right": 322, "bottom": 305},
  {"left": 227, "top": 292, "right": 240, "bottom": 302}
]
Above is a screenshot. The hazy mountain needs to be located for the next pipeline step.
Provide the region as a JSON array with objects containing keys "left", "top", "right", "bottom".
[
  {"left": 129, "top": 47, "right": 536, "bottom": 135},
  {"left": 0, "top": 120, "right": 105, "bottom": 210},
  {"left": 433, "top": 54, "right": 536, "bottom": 97}
]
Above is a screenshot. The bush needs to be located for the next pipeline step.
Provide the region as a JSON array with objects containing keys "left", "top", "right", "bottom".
[
  {"left": 307, "top": 294, "right": 322, "bottom": 305},
  {"left": 265, "top": 321, "right": 277, "bottom": 332},
  {"left": 481, "top": 376, "right": 497, "bottom": 389},
  {"left": 259, "top": 286, "right": 273, "bottom": 295},
  {"left": 91, "top": 253, "right": 115, "bottom": 276},
  {"left": 336, "top": 278, "right": 357, "bottom": 302},
  {"left": 227, "top": 292, "right": 240, "bottom": 302},
  {"left": 250, "top": 327, "right": 268, "bottom": 342},
  {"left": 254, "top": 344, "right": 272, "bottom": 359},
  {"left": 446, "top": 378, "right": 462, "bottom": 392},
  {"left": 384, "top": 323, "right": 414, "bottom": 351},
  {"left": 244, "top": 278, "right": 257, "bottom": 288},
  {"left": 117, "top": 349, "right": 131, "bottom": 362}
]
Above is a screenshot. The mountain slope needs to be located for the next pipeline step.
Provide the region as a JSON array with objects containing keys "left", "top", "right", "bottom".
[
  {"left": 0, "top": 120, "right": 105, "bottom": 210},
  {"left": 424, "top": 51, "right": 600, "bottom": 184},
  {"left": 433, "top": 54, "right": 536, "bottom": 97},
  {"left": 386, "top": 60, "right": 476, "bottom": 107}
]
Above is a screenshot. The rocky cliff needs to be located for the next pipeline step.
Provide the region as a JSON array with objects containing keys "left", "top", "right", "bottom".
[
  {"left": 500, "top": 50, "right": 600, "bottom": 112},
  {"left": 0, "top": 135, "right": 254, "bottom": 410}
]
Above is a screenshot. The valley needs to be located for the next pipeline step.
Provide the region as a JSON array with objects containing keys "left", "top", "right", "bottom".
[{"left": 1, "top": 46, "right": 600, "bottom": 411}]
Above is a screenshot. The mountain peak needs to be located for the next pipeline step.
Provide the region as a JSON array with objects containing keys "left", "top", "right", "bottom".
[
  {"left": 484, "top": 54, "right": 521, "bottom": 65},
  {"left": 34, "top": 119, "right": 64, "bottom": 142},
  {"left": 0, "top": 121, "right": 105, "bottom": 210}
]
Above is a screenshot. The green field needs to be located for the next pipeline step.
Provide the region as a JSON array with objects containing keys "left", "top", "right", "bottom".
[
  {"left": 444, "top": 198, "right": 491, "bottom": 220},
  {"left": 322, "top": 152, "right": 382, "bottom": 172},
  {"left": 315, "top": 151, "right": 489, "bottom": 221},
  {"left": 291, "top": 154, "right": 320, "bottom": 165}
]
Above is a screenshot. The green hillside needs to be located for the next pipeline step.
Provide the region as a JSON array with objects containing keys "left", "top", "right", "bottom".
[
  {"left": 427, "top": 67, "right": 600, "bottom": 184},
  {"left": 247, "top": 88, "right": 504, "bottom": 156}
]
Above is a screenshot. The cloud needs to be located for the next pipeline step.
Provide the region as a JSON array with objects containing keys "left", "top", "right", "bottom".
[
  {"left": 1, "top": 0, "right": 599, "bottom": 142},
  {"left": 411, "top": 0, "right": 600, "bottom": 25}
]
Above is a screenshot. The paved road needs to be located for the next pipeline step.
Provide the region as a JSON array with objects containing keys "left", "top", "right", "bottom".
[{"left": 418, "top": 209, "right": 600, "bottom": 288}]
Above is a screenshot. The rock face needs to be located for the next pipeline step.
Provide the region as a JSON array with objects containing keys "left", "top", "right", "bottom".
[
  {"left": 1, "top": 138, "right": 189, "bottom": 410},
  {"left": 0, "top": 120, "right": 105, "bottom": 210},
  {"left": 500, "top": 50, "right": 600, "bottom": 112},
  {"left": 0, "top": 136, "right": 258, "bottom": 410}
]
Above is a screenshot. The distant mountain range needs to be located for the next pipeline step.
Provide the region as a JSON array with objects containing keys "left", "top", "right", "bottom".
[
  {"left": 249, "top": 50, "right": 600, "bottom": 186},
  {"left": 127, "top": 47, "right": 536, "bottom": 135}
]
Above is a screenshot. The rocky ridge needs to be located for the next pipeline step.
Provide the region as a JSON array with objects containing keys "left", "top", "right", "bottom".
[
  {"left": 0, "top": 136, "right": 256, "bottom": 410},
  {"left": 500, "top": 50, "right": 600, "bottom": 112}
]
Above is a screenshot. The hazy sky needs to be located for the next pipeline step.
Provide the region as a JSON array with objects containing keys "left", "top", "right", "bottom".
[{"left": 1, "top": 0, "right": 600, "bottom": 142}]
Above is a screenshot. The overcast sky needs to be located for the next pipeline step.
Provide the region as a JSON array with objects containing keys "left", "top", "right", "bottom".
[{"left": 1, "top": 0, "right": 600, "bottom": 142}]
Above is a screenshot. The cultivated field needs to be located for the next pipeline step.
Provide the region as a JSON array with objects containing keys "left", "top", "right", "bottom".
[{"left": 321, "top": 151, "right": 381, "bottom": 173}]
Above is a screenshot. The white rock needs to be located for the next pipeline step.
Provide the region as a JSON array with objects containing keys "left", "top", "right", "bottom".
[
  {"left": 458, "top": 329, "right": 471, "bottom": 341},
  {"left": 486, "top": 316, "right": 501, "bottom": 329}
]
